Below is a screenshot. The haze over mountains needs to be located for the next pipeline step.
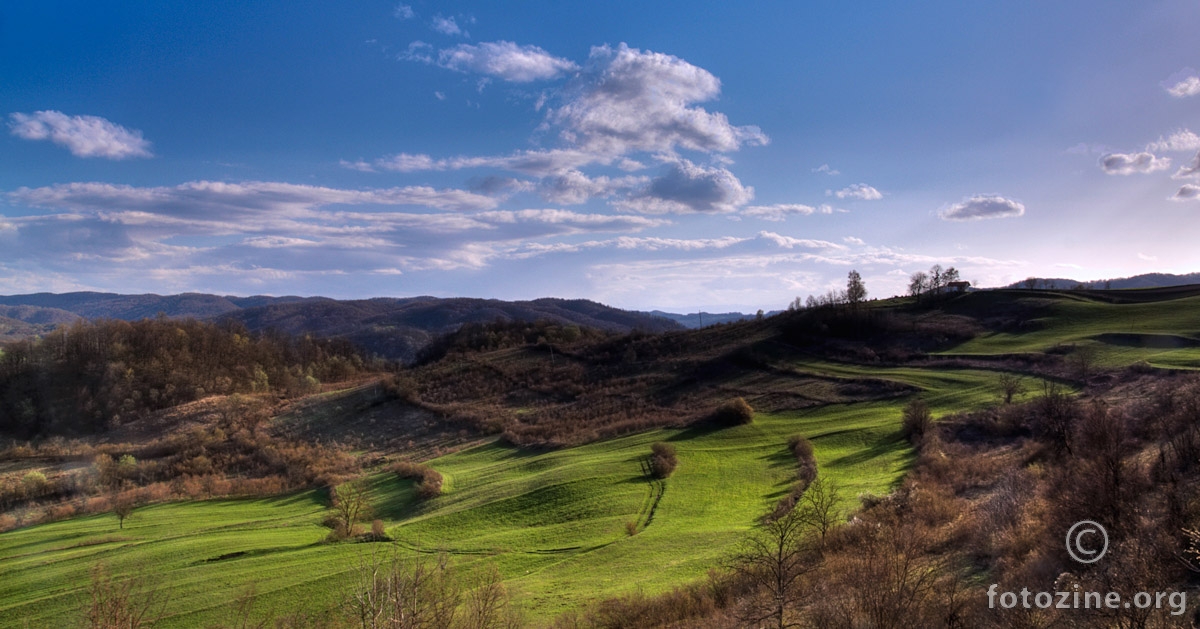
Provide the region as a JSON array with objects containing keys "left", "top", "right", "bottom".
[{"left": 0, "top": 292, "right": 682, "bottom": 362}]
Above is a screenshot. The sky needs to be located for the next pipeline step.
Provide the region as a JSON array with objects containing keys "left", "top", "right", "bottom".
[{"left": 2, "top": 1, "right": 1200, "bottom": 312}]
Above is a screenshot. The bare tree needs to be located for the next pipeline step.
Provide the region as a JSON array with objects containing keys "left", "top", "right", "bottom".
[
  {"left": 332, "top": 480, "right": 372, "bottom": 538},
  {"left": 928, "top": 264, "right": 944, "bottom": 295},
  {"left": 997, "top": 373, "right": 1024, "bottom": 404},
  {"left": 461, "top": 566, "right": 522, "bottom": 629},
  {"left": 345, "top": 545, "right": 462, "bottom": 629},
  {"left": 900, "top": 399, "right": 933, "bottom": 443},
  {"left": 729, "top": 507, "right": 820, "bottom": 628},
  {"left": 1022, "top": 277, "right": 1038, "bottom": 290},
  {"left": 794, "top": 476, "right": 843, "bottom": 547},
  {"left": 1068, "top": 343, "right": 1099, "bottom": 381},
  {"left": 81, "top": 563, "right": 166, "bottom": 629}
]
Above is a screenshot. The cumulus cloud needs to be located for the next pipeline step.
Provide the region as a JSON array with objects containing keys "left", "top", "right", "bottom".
[
  {"left": 812, "top": 164, "right": 839, "bottom": 176},
  {"left": 394, "top": 4, "right": 414, "bottom": 19},
  {"left": 940, "top": 195, "right": 1025, "bottom": 221},
  {"left": 832, "top": 183, "right": 882, "bottom": 200},
  {"left": 743, "top": 204, "right": 816, "bottom": 221},
  {"left": 617, "top": 160, "right": 753, "bottom": 214},
  {"left": 1099, "top": 152, "right": 1171, "bottom": 175},
  {"left": 374, "top": 43, "right": 768, "bottom": 207},
  {"left": 1147, "top": 129, "right": 1200, "bottom": 153},
  {"left": 549, "top": 44, "right": 768, "bottom": 156},
  {"left": 1164, "top": 69, "right": 1200, "bottom": 98},
  {"left": 8, "top": 110, "right": 153, "bottom": 159},
  {"left": 1172, "top": 184, "right": 1200, "bottom": 201},
  {"left": 437, "top": 41, "right": 578, "bottom": 82}
]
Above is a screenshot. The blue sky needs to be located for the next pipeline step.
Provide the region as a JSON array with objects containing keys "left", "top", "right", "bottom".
[{"left": 3, "top": 1, "right": 1200, "bottom": 311}]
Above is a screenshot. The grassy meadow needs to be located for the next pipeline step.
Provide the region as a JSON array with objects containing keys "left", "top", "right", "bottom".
[{"left": 4, "top": 288, "right": 1200, "bottom": 626}]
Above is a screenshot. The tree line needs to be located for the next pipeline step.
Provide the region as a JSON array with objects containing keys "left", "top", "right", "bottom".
[{"left": 0, "top": 318, "right": 379, "bottom": 437}]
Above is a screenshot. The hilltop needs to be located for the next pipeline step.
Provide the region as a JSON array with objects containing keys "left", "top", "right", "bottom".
[{"left": 0, "top": 292, "right": 682, "bottom": 361}]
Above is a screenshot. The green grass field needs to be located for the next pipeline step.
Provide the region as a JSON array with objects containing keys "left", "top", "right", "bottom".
[
  {"left": 4, "top": 289, "right": 1197, "bottom": 626},
  {"left": 0, "top": 360, "right": 1035, "bottom": 627},
  {"left": 942, "top": 290, "right": 1200, "bottom": 369}
]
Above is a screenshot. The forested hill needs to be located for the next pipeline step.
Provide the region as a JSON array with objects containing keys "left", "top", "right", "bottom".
[{"left": 0, "top": 292, "right": 682, "bottom": 362}]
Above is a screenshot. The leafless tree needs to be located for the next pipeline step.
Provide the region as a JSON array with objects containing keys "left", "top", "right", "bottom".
[
  {"left": 997, "top": 373, "right": 1024, "bottom": 404},
  {"left": 81, "top": 563, "right": 166, "bottom": 629},
  {"left": 729, "top": 507, "right": 820, "bottom": 628},
  {"left": 332, "top": 480, "right": 372, "bottom": 537},
  {"left": 113, "top": 492, "right": 136, "bottom": 530}
]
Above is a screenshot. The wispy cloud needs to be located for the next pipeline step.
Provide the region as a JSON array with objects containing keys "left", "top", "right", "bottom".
[
  {"left": 1099, "top": 152, "right": 1171, "bottom": 175},
  {"left": 431, "top": 15, "right": 466, "bottom": 37},
  {"left": 940, "top": 195, "right": 1025, "bottom": 221},
  {"left": 1175, "top": 151, "right": 1200, "bottom": 179},
  {"left": 743, "top": 204, "right": 816, "bottom": 221},
  {"left": 393, "top": 4, "right": 414, "bottom": 19},
  {"left": 830, "top": 183, "right": 882, "bottom": 200},
  {"left": 811, "top": 164, "right": 840, "bottom": 176},
  {"left": 437, "top": 41, "right": 578, "bottom": 82},
  {"left": 8, "top": 111, "right": 153, "bottom": 159},
  {"left": 1147, "top": 129, "right": 1200, "bottom": 153}
]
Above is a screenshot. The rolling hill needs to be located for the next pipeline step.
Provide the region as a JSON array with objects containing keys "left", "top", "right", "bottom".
[{"left": 0, "top": 292, "right": 682, "bottom": 362}]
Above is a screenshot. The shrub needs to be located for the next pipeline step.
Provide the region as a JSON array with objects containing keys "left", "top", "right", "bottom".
[
  {"left": 625, "top": 520, "right": 639, "bottom": 537},
  {"left": 389, "top": 461, "right": 444, "bottom": 499},
  {"left": 900, "top": 399, "right": 933, "bottom": 442},
  {"left": 787, "top": 435, "right": 817, "bottom": 484},
  {"left": 649, "top": 442, "right": 678, "bottom": 479},
  {"left": 371, "top": 519, "right": 388, "bottom": 540},
  {"left": 711, "top": 397, "right": 754, "bottom": 426}
]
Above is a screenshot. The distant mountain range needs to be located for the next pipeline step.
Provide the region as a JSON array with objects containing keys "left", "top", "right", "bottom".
[
  {"left": 647, "top": 310, "right": 778, "bottom": 328},
  {"left": 1003, "top": 272, "right": 1200, "bottom": 290},
  {"left": 0, "top": 292, "right": 683, "bottom": 362}
]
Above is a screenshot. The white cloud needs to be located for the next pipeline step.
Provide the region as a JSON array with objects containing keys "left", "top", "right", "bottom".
[
  {"left": 434, "top": 91, "right": 446, "bottom": 100},
  {"left": 1099, "top": 152, "right": 1171, "bottom": 175},
  {"left": 1164, "top": 69, "right": 1200, "bottom": 98},
  {"left": 393, "top": 4, "right": 414, "bottom": 19},
  {"left": 757, "top": 231, "right": 844, "bottom": 250},
  {"left": 1147, "top": 129, "right": 1200, "bottom": 153},
  {"left": 832, "top": 183, "right": 883, "bottom": 200},
  {"left": 843, "top": 236, "right": 865, "bottom": 246},
  {"left": 9, "top": 180, "right": 501, "bottom": 216},
  {"left": 1175, "top": 151, "right": 1200, "bottom": 179},
  {"left": 241, "top": 236, "right": 319, "bottom": 248},
  {"left": 431, "top": 15, "right": 465, "bottom": 37},
  {"left": 940, "top": 195, "right": 1025, "bottom": 221},
  {"left": 1138, "top": 253, "right": 1158, "bottom": 262},
  {"left": 617, "top": 159, "right": 753, "bottom": 214},
  {"left": 539, "top": 170, "right": 646, "bottom": 204},
  {"left": 1172, "top": 184, "right": 1200, "bottom": 201},
  {"left": 548, "top": 43, "right": 768, "bottom": 156},
  {"left": 743, "top": 204, "right": 816, "bottom": 221},
  {"left": 437, "top": 41, "right": 578, "bottom": 82},
  {"left": 812, "top": 164, "right": 840, "bottom": 176},
  {"left": 8, "top": 110, "right": 153, "bottom": 159}
]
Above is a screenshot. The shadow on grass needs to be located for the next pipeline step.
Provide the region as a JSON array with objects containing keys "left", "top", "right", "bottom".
[{"left": 823, "top": 433, "right": 911, "bottom": 474}]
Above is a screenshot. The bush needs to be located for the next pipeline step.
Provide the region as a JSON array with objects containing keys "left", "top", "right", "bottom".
[
  {"left": 649, "top": 442, "right": 678, "bottom": 479},
  {"left": 389, "top": 461, "right": 444, "bottom": 499},
  {"left": 786, "top": 435, "right": 818, "bottom": 484},
  {"left": 901, "top": 399, "right": 933, "bottom": 442},
  {"left": 626, "top": 520, "right": 639, "bottom": 537},
  {"left": 711, "top": 397, "right": 754, "bottom": 426}
]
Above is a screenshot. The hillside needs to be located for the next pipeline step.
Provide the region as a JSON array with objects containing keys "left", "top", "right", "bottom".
[
  {"left": 5, "top": 288, "right": 1200, "bottom": 626},
  {"left": 0, "top": 292, "right": 682, "bottom": 362},
  {"left": 1004, "top": 271, "right": 1200, "bottom": 290}
]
